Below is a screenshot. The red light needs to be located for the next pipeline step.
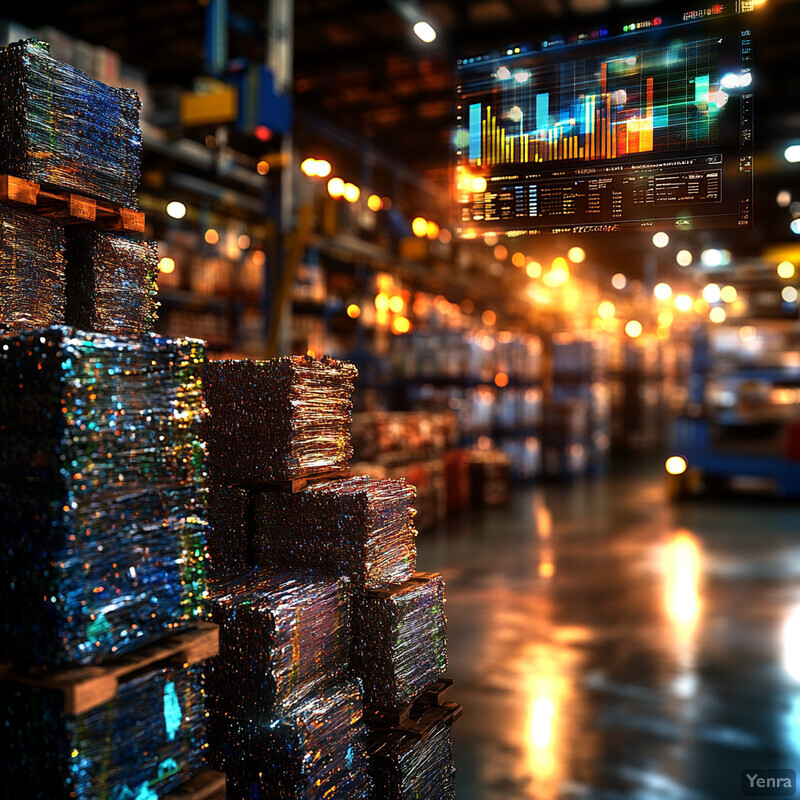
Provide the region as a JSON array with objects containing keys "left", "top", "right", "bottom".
[
  {"left": 255, "top": 125, "right": 272, "bottom": 142},
  {"left": 653, "top": 16, "right": 662, "bottom": 25},
  {"left": 711, "top": 4, "right": 722, "bottom": 12}
]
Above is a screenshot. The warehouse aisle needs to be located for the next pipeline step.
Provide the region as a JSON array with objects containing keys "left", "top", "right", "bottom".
[{"left": 418, "top": 462, "right": 800, "bottom": 800}]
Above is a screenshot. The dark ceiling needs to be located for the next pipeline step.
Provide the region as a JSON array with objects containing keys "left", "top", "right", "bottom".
[{"left": 11, "top": 0, "right": 800, "bottom": 258}]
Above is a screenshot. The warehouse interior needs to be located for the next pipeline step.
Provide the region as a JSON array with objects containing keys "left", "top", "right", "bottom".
[{"left": 2, "top": 0, "right": 800, "bottom": 798}]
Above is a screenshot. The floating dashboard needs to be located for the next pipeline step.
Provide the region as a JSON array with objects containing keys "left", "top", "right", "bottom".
[{"left": 456, "top": 2, "right": 755, "bottom": 235}]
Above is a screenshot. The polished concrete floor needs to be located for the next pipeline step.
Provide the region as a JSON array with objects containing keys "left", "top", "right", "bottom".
[{"left": 418, "top": 460, "right": 800, "bottom": 799}]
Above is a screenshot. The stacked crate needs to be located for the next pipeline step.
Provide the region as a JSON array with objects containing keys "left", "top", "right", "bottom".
[
  {"left": 202, "top": 356, "right": 372, "bottom": 798},
  {"left": 0, "top": 39, "right": 221, "bottom": 799},
  {"left": 204, "top": 357, "right": 460, "bottom": 799}
]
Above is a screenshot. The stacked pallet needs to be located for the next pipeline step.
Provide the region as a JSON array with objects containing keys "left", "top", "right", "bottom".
[
  {"left": 204, "top": 358, "right": 460, "bottom": 799},
  {"left": 0, "top": 38, "right": 221, "bottom": 799}
]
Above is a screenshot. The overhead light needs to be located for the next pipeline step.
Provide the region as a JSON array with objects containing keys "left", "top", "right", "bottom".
[
  {"left": 625, "top": 320, "right": 643, "bottom": 338},
  {"left": 674, "top": 294, "right": 693, "bottom": 312},
  {"left": 158, "top": 257, "right": 175, "bottom": 274},
  {"left": 343, "top": 182, "right": 360, "bottom": 203},
  {"left": 412, "top": 217, "right": 428, "bottom": 237},
  {"left": 327, "top": 177, "right": 345, "bottom": 199},
  {"left": 676, "top": 250, "right": 693, "bottom": 267},
  {"left": 778, "top": 261, "right": 796, "bottom": 279},
  {"left": 597, "top": 301, "right": 615, "bottom": 320},
  {"left": 526, "top": 260, "right": 542, "bottom": 278},
  {"left": 652, "top": 231, "right": 670, "bottom": 248},
  {"left": 720, "top": 285, "right": 738, "bottom": 303},
  {"left": 785, "top": 144, "right": 800, "bottom": 163},
  {"left": 654, "top": 282, "right": 672, "bottom": 301},
  {"left": 709, "top": 306, "right": 726, "bottom": 324},
  {"left": 567, "top": 246, "right": 586, "bottom": 263},
  {"left": 702, "top": 283, "right": 721, "bottom": 303},
  {"left": 700, "top": 248, "right": 730, "bottom": 268},
  {"left": 166, "top": 201, "right": 186, "bottom": 219},
  {"left": 413, "top": 20, "right": 436, "bottom": 43}
]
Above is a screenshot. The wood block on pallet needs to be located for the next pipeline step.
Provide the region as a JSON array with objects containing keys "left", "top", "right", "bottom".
[
  {"left": 0, "top": 174, "right": 145, "bottom": 234},
  {"left": 0, "top": 622, "right": 218, "bottom": 715},
  {"left": 394, "top": 701, "right": 462, "bottom": 740},
  {"left": 0, "top": 174, "right": 39, "bottom": 205},
  {"left": 415, "top": 676, "right": 454, "bottom": 707},
  {"left": 163, "top": 770, "right": 226, "bottom": 800}
]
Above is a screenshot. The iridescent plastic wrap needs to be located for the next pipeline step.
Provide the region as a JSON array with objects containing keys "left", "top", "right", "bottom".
[
  {"left": 369, "top": 720, "right": 456, "bottom": 800},
  {"left": 0, "top": 327, "right": 209, "bottom": 665},
  {"left": 354, "top": 574, "right": 448, "bottom": 708},
  {"left": 205, "top": 483, "right": 255, "bottom": 587},
  {"left": 0, "top": 39, "right": 141, "bottom": 207},
  {"left": 65, "top": 231, "right": 158, "bottom": 335},
  {"left": 0, "top": 662, "right": 205, "bottom": 799},
  {"left": 205, "top": 571, "right": 351, "bottom": 725},
  {"left": 204, "top": 355, "right": 357, "bottom": 483},
  {"left": 217, "top": 680, "right": 372, "bottom": 800},
  {"left": 254, "top": 476, "right": 417, "bottom": 590},
  {"left": 0, "top": 206, "right": 65, "bottom": 330}
]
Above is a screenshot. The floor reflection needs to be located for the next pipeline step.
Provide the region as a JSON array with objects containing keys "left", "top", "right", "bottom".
[{"left": 418, "top": 459, "right": 800, "bottom": 799}]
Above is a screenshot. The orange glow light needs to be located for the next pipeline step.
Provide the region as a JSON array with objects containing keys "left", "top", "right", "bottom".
[
  {"left": 392, "top": 316, "right": 412, "bottom": 334},
  {"left": 495, "top": 372, "right": 509, "bottom": 387},
  {"left": 327, "top": 177, "right": 345, "bottom": 198},
  {"left": 412, "top": 217, "right": 428, "bottom": 237}
]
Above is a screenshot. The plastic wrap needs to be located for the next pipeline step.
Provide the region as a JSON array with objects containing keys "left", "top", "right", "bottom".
[
  {"left": 0, "top": 206, "right": 65, "bottom": 330},
  {"left": 0, "top": 327, "right": 208, "bottom": 665},
  {"left": 354, "top": 575, "right": 448, "bottom": 708},
  {"left": 217, "top": 680, "right": 372, "bottom": 800},
  {"left": 205, "top": 355, "right": 357, "bottom": 483},
  {"left": 255, "top": 476, "right": 417, "bottom": 590},
  {"left": 206, "top": 570, "right": 351, "bottom": 724},
  {"left": 369, "top": 720, "right": 456, "bottom": 800},
  {"left": 0, "top": 662, "right": 205, "bottom": 799},
  {"left": 65, "top": 231, "right": 158, "bottom": 335},
  {"left": 0, "top": 39, "right": 141, "bottom": 208}
]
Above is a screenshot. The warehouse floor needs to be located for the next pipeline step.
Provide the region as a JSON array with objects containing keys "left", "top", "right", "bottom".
[{"left": 419, "top": 460, "right": 800, "bottom": 799}]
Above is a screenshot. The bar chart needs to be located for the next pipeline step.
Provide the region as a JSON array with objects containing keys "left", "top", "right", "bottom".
[{"left": 465, "top": 36, "right": 722, "bottom": 168}]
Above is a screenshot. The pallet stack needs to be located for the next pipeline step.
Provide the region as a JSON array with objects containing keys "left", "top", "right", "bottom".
[
  {"left": 203, "top": 357, "right": 460, "bottom": 798},
  {"left": 0, "top": 39, "right": 222, "bottom": 799}
]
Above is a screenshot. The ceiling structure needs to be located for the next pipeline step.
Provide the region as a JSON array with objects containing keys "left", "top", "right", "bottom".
[{"left": 12, "top": 0, "right": 800, "bottom": 268}]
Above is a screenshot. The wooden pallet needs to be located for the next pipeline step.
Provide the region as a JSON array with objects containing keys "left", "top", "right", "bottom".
[
  {"left": 365, "top": 571, "right": 441, "bottom": 601},
  {"left": 0, "top": 174, "right": 145, "bottom": 234},
  {"left": 365, "top": 676, "right": 454, "bottom": 728},
  {"left": 368, "top": 701, "right": 462, "bottom": 743},
  {"left": 0, "top": 622, "right": 218, "bottom": 715},
  {"left": 163, "top": 770, "right": 226, "bottom": 800},
  {"left": 257, "top": 467, "right": 352, "bottom": 493}
]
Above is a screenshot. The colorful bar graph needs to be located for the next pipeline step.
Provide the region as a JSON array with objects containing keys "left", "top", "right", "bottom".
[{"left": 466, "top": 39, "right": 720, "bottom": 168}]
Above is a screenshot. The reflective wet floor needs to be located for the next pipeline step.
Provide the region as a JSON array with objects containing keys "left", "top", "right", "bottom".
[{"left": 418, "top": 460, "right": 800, "bottom": 799}]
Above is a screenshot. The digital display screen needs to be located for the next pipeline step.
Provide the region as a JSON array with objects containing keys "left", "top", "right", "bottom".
[{"left": 456, "top": 2, "right": 754, "bottom": 235}]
